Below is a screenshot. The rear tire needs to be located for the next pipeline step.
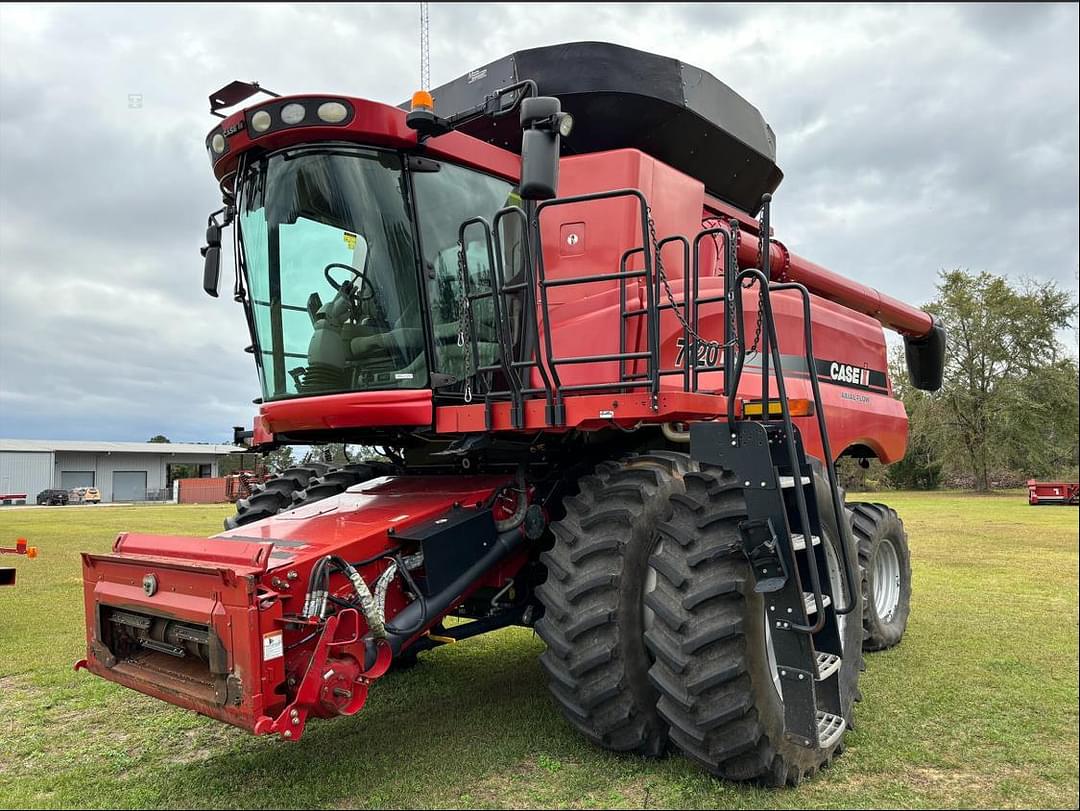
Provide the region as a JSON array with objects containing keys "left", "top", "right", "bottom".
[
  {"left": 644, "top": 468, "right": 862, "bottom": 786},
  {"left": 535, "top": 452, "right": 692, "bottom": 756},
  {"left": 292, "top": 463, "right": 392, "bottom": 506},
  {"left": 851, "top": 503, "right": 911, "bottom": 651},
  {"left": 225, "top": 464, "right": 329, "bottom": 529}
]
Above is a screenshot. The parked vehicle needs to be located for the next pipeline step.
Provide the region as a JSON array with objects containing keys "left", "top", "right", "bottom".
[
  {"left": 71, "top": 486, "right": 102, "bottom": 504},
  {"left": 36, "top": 489, "right": 69, "bottom": 506}
]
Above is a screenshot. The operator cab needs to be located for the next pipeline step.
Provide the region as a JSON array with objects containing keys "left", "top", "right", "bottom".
[{"left": 202, "top": 83, "right": 563, "bottom": 407}]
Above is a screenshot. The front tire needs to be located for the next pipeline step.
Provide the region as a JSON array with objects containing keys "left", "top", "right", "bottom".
[
  {"left": 851, "top": 503, "right": 911, "bottom": 651},
  {"left": 535, "top": 452, "right": 692, "bottom": 756},
  {"left": 644, "top": 468, "right": 863, "bottom": 786}
]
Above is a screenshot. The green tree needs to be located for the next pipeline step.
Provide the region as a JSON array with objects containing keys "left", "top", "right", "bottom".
[
  {"left": 886, "top": 354, "right": 944, "bottom": 490},
  {"left": 301, "top": 444, "right": 388, "bottom": 466},
  {"left": 903, "top": 269, "right": 1077, "bottom": 490},
  {"left": 148, "top": 435, "right": 170, "bottom": 443},
  {"left": 264, "top": 446, "right": 296, "bottom": 474}
]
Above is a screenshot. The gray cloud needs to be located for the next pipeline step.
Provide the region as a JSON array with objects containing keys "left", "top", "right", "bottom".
[{"left": 1, "top": 2, "right": 1077, "bottom": 441}]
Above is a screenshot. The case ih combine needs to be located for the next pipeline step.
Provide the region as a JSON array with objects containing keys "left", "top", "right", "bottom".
[{"left": 77, "top": 43, "right": 944, "bottom": 785}]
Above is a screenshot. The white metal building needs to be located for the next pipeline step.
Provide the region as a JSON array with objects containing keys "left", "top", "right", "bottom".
[{"left": 0, "top": 440, "right": 241, "bottom": 503}]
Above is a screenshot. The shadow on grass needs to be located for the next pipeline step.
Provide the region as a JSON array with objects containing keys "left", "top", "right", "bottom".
[{"left": 134, "top": 631, "right": 580, "bottom": 809}]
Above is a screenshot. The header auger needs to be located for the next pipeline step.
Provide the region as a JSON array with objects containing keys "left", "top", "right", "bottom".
[{"left": 79, "top": 42, "right": 943, "bottom": 786}]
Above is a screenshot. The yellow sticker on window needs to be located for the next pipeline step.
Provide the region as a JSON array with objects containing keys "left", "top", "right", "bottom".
[{"left": 344, "top": 232, "right": 358, "bottom": 250}]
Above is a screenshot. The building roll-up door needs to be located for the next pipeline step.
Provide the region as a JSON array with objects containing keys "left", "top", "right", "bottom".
[
  {"left": 112, "top": 471, "right": 147, "bottom": 502},
  {"left": 60, "top": 471, "right": 95, "bottom": 489}
]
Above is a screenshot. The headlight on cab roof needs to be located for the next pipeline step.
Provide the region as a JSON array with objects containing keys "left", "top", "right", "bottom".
[
  {"left": 238, "top": 98, "right": 355, "bottom": 143},
  {"left": 280, "top": 103, "right": 306, "bottom": 125},
  {"left": 317, "top": 102, "right": 349, "bottom": 123},
  {"left": 250, "top": 110, "right": 272, "bottom": 132}
]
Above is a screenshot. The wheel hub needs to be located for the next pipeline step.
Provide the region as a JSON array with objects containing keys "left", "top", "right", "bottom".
[{"left": 871, "top": 538, "right": 901, "bottom": 622}]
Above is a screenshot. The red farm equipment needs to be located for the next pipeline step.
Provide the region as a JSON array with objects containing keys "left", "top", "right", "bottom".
[
  {"left": 1027, "top": 480, "right": 1080, "bottom": 506},
  {"left": 77, "top": 43, "right": 945, "bottom": 785},
  {"left": 2, "top": 537, "right": 38, "bottom": 587}
]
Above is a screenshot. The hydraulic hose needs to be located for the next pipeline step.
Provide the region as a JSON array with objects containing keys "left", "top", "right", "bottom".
[
  {"left": 493, "top": 467, "right": 528, "bottom": 532},
  {"left": 304, "top": 555, "right": 388, "bottom": 638},
  {"left": 332, "top": 555, "right": 386, "bottom": 638},
  {"left": 383, "top": 526, "right": 527, "bottom": 655}
]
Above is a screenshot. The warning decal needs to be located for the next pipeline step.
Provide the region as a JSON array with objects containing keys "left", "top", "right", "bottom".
[{"left": 263, "top": 631, "right": 284, "bottom": 661}]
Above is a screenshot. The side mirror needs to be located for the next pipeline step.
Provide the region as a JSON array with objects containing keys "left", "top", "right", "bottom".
[
  {"left": 201, "top": 224, "right": 222, "bottom": 297},
  {"left": 518, "top": 96, "right": 572, "bottom": 201}
]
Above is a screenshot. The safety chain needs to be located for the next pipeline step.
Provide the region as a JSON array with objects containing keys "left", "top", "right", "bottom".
[
  {"left": 455, "top": 244, "right": 475, "bottom": 403},
  {"left": 647, "top": 211, "right": 732, "bottom": 366},
  {"left": 739, "top": 213, "right": 765, "bottom": 359}
]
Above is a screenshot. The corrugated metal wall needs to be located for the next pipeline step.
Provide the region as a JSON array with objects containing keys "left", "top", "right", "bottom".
[
  {"left": 53, "top": 452, "right": 220, "bottom": 502},
  {"left": 0, "top": 451, "right": 54, "bottom": 500},
  {"left": 1, "top": 450, "right": 223, "bottom": 503}
]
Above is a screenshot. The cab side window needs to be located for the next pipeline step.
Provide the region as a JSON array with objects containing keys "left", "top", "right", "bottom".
[{"left": 412, "top": 164, "right": 521, "bottom": 380}]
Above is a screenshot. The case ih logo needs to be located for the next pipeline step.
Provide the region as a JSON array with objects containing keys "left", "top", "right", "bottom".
[
  {"left": 806, "top": 358, "right": 887, "bottom": 392},
  {"left": 828, "top": 362, "right": 870, "bottom": 388}
]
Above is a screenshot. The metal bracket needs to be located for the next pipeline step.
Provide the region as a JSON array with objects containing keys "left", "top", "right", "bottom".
[
  {"left": 738, "top": 518, "right": 788, "bottom": 592},
  {"left": 779, "top": 665, "right": 818, "bottom": 747},
  {"left": 252, "top": 611, "right": 392, "bottom": 741}
]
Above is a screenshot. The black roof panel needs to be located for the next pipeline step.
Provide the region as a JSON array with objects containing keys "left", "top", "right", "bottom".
[{"left": 416, "top": 42, "right": 782, "bottom": 213}]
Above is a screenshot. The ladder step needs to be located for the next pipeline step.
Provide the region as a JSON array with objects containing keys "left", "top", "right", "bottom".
[
  {"left": 779, "top": 475, "right": 812, "bottom": 488},
  {"left": 814, "top": 652, "right": 842, "bottom": 681},
  {"left": 803, "top": 591, "right": 832, "bottom": 615},
  {"left": 816, "top": 711, "right": 846, "bottom": 749},
  {"left": 790, "top": 533, "right": 820, "bottom": 551}
]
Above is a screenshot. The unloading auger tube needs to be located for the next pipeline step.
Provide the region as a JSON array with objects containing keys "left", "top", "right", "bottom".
[{"left": 731, "top": 225, "right": 946, "bottom": 390}]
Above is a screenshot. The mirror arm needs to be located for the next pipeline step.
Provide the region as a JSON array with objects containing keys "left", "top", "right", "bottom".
[
  {"left": 201, "top": 206, "right": 234, "bottom": 298},
  {"left": 408, "top": 79, "right": 538, "bottom": 142}
]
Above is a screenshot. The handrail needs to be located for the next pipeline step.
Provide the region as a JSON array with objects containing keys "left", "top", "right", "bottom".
[
  {"left": 769, "top": 280, "right": 860, "bottom": 616},
  {"left": 533, "top": 188, "right": 657, "bottom": 423},
  {"left": 729, "top": 267, "right": 827, "bottom": 634}
]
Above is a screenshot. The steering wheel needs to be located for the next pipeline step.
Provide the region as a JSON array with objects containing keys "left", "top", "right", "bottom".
[{"left": 324, "top": 262, "right": 376, "bottom": 302}]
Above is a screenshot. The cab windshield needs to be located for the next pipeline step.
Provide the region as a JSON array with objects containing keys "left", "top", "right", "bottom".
[{"left": 238, "top": 146, "right": 425, "bottom": 400}]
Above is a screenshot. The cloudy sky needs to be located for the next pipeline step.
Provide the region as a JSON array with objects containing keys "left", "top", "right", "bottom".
[{"left": 1, "top": 3, "right": 1077, "bottom": 442}]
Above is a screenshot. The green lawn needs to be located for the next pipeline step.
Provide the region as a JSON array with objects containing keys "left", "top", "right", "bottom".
[{"left": 1, "top": 492, "right": 1077, "bottom": 809}]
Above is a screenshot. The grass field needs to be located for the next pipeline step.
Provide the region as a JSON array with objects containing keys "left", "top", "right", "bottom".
[{"left": 1, "top": 492, "right": 1077, "bottom": 809}]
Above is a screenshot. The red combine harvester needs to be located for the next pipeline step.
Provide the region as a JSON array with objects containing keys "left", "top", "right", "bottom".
[
  {"left": 77, "top": 43, "right": 945, "bottom": 784},
  {"left": 1027, "top": 480, "right": 1080, "bottom": 506}
]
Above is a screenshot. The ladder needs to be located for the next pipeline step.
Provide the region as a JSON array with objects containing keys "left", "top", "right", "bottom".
[
  {"left": 690, "top": 194, "right": 860, "bottom": 748},
  {"left": 693, "top": 417, "right": 851, "bottom": 748}
]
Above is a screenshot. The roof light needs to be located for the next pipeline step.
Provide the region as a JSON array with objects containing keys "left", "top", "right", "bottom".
[
  {"left": 556, "top": 112, "right": 574, "bottom": 138},
  {"left": 211, "top": 133, "right": 226, "bottom": 154},
  {"left": 281, "top": 103, "right": 306, "bottom": 125},
  {"left": 250, "top": 109, "right": 272, "bottom": 132},
  {"left": 317, "top": 101, "right": 349, "bottom": 123},
  {"left": 410, "top": 90, "right": 434, "bottom": 112}
]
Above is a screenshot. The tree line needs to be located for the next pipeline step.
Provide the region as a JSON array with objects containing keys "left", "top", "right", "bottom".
[{"left": 853, "top": 268, "right": 1078, "bottom": 491}]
